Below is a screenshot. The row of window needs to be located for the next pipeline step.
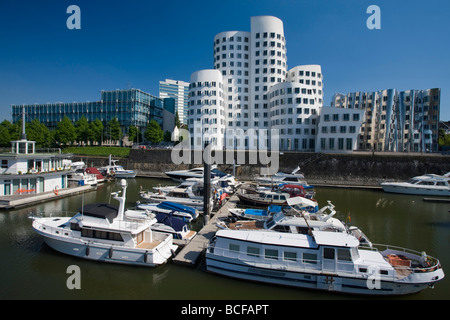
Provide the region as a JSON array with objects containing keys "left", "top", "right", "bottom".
[
  {"left": 226, "top": 243, "right": 352, "bottom": 264},
  {"left": 214, "top": 35, "right": 249, "bottom": 44},
  {"left": 255, "top": 32, "right": 285, "bottom": 42},
  {"left": 321, "top": 125, "right": 358, "bottom": 134},
  {"left": 319, "top": 138, "right": 354, "bottom": 151},
  {"left": 290, "top": 70, "right": 322, "bottom": 79},
  {"left": 323, "top": 113, "right": 361, "bottom": 122}
]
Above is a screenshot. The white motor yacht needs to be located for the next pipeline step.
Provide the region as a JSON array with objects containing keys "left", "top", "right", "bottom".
[
  {"left": 381, "top": 173, "right": 450, "bottom": 196},
  {"left": 99, "top": 155, "right": 137, "bottom": 179},
  {"left": 256, "top": 166, "right": 309, "bottom": 187},
  {"left": 68, "top": 162, "right": 98, "bottom": 186},
  {"left": 164, "top": 166, "right": 238, "bottom": 190},
  {"left": 31, "top": 179, "right": 177, "bottom": 267}
]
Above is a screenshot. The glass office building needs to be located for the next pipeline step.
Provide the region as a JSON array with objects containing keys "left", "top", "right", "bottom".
[
  {"left": 159, "top": 79, "right": 189, "bottom": 125},
  {"left": 11, "top": 89, "right": 168, "bottom": 133}
]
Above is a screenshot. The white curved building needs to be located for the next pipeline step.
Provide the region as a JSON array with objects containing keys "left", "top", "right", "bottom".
[
  {"left": 188, "top": 16, "right": 324, "bottom": 151},
  {"left": 188, "top": 69, "right": 225, "bottom": 149}
]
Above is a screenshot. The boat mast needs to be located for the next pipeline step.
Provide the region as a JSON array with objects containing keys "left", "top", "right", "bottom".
[{"left": 21, "top": 105, "right": 27, "bottom": 140}]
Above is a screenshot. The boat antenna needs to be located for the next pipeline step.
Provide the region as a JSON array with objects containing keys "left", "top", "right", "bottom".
[{"left": 81, "top": 192, "right": 84, "bottom": 220}]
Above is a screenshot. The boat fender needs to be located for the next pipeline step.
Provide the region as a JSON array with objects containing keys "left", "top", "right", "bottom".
[
  {"left": 53, "top": 186, "right": 58, "bottom": 195},
  {"left": 109, "top": 247, "right": 113, "bottom": 259},
  {"left": 144, "top": 250, "right": 148, "bottom": 263},
  {"left": 85, "top": 245, "right": 90, "bottom": 256}
]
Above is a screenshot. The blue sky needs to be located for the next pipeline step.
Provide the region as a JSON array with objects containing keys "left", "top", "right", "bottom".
[{"left": 1, "top": 0, "right": 449, "bottom": 121}]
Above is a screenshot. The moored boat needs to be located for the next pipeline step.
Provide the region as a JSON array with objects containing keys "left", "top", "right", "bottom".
[
  {"left": 31, "top": 179, "right": 177, "bottom": 267},
  {"left": 99, "top": 155, "right": 136, "bottom": 179},
  {"left": 381, "top": 173, "right": 450, "bottom": 196},
  {"left": 125, "top": 209, "right": 196, "bottom": 241},
  {"left": 256, "top": 166, "right": 309, "bottom": 187},
  {"left": 237, "top": 184, "right": 317, "bottom": 209},
  {"left": 136, "top": 201, "right": 199, "bottom": 222},
  {"left": 206, "top": 228, "right": 444, "bottom": 295}
]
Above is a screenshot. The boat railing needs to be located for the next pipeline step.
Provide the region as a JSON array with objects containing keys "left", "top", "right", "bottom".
[
  {"left": 208, "top": 243, "right": 441, "bottom": 281},
  {"left": 359, "top": 243, "right": 442, "bottom": 273}
]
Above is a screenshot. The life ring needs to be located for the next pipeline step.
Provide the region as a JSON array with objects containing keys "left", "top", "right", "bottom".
[{"left": 53, "top": 187, "right": 58, "bottom": 195}]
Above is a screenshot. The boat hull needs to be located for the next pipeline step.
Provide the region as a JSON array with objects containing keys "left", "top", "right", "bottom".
[
  {"left": 381, "top": 183, "right": 450, "bottom": 197},
  {"left": 114, "top": 172, "right": 137, "bottom": 179},
  {"left": 205, "top": 254, "right": 440, "bottom": 296}
]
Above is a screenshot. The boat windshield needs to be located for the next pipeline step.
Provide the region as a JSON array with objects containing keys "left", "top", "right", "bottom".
[{"left": 265, "top": 216, "right": 276, "bottom": 229}]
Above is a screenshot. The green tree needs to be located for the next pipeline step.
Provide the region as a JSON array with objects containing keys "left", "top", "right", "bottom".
[
  {"left": 54, "top": 116, "right": 76, "bottom": 146},
  {"left": 89, "top": 119, "right": 104, "bottom": 145},
  {"left": 144, "top": 120, "right": 163, "bottom": 144},
  {"left": 128, "top": 126, "right": 141, "bottom": 143},
  {"left": 26, "top": 118, "right": 51, "bottom": 147},
  {"left": 75, "top": 116, "right": 91, "bottom": 145},
  {"left": 0, "top": 120, "right": 13, "bottom": 147},
  {"left": 163, "top": 130, "right": 172, "bottom": 142},
  {"left": 439, "top": 129, "right": 450, "bottom": 148},
  {"left": 107, "top": 118, "right": 122, "bottom": 142}
]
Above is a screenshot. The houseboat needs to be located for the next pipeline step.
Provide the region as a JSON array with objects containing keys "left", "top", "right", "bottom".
[
  {"left": 31, "top": 179, "right": 177, "bottom": 267},
  {"left": 206, "top": 228, "right": 444, "bottom": 295},
  {"left": 0, "top": 122, "right": 71, "bottom": 197}
]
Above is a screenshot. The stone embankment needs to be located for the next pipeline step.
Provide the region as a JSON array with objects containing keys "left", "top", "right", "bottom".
[{"left": 73, "top": 149, "right": 450, "bottom": 188}]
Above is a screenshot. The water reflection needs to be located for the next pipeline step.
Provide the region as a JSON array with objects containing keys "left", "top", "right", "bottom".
[{"left": 0, "top": 179, "right": 448, "bottom": 300}]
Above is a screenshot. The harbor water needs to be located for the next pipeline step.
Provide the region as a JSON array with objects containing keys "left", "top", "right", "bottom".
[{"left": 0, "top": 177, "right": 449, "bottom": 300}]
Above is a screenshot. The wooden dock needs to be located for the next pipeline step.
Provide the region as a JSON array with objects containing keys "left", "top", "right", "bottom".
[{"left": 173, "top": 192, "right": 239, "bottom": 266}]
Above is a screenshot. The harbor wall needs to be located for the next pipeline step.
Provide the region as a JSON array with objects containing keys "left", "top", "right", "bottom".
[{"left": 74, "top": 149, "right": 450, "bottom": 187}]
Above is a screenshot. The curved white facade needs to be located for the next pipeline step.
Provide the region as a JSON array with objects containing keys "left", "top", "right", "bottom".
[
  {"left": 213, "top": 31, "right": 251, "bottom": 132},
  {"left": 250, "top": 16, "right": 287, "bottom": 131},
  {"left": 188, "top": 69, "right": 225, "bottom": 149},
  {"left": 188, "top": 16, "right": 325, "bottom": 151}
]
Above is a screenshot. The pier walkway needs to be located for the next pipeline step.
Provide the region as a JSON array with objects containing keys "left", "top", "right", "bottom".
[{"left": 173, "top": 192, "right": 239, "bottom": 266}]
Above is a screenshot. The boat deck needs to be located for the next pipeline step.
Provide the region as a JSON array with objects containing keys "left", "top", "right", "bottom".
[{"left": 228, "top": 220, "right": 265, "bottom": 230}]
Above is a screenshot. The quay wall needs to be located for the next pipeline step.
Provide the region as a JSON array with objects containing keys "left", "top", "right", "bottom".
[{"left": 73, "top": 149, "right": 450, "bottom": 187}]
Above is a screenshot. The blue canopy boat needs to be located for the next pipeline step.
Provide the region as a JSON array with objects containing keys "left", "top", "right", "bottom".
[{"left": 228, "top": 204, "right": 283, "bottom": 221}]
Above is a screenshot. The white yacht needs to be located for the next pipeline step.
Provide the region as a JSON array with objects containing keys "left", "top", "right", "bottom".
[
  {"left": 221, "top": 198, "right": 370, "bottom": 246},
  {"left": 381, "top": 173, "right": 450, "bottom": 196},
  {"left": 67, "top": 161, "right": 98, "bottom": 186},
  {"left": 206, "top": 228, "right": 444, "bottom": 295},
  {"left": 140, "top": 179, "right": 216, "bottom": 211},
  {"left": 99, "top": 155, "right": 136, "bottom": 179},
  {"left": 136, "top": 201, "right": 199, "bottom": 222},
  {"left": 124, "top": 209, "right": 197, "bottom": 241},
  {"left": 31, "top": 180, "right": 177, "bottom": 267},
  {"left": 164, "top": 166, "right": 238, "bottom": 190}
]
